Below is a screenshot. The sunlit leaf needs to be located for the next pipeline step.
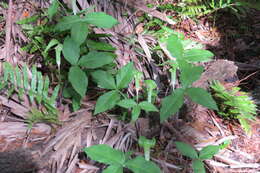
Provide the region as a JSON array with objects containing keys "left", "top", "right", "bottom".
[
  {"left": 178, "top": 60, "right": 204, "bottom": 88},
  {"left": 167, "top": 35, "right": 183, "bottom": 59},
  {"left": 186, "top": 87, "right": 218, "bottom": 110},
  {"left": 183, "top": 49, "right": 214, "bottom": 62}
]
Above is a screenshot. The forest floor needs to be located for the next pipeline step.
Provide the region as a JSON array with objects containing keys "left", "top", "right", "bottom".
[{"left": 0, "top": 0, "right": 259, "bottom": 173}]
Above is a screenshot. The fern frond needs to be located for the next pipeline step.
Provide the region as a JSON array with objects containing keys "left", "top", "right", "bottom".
[
  {"left": 211, "top": 81, "right": 257, "bottom": 135},
  {"left": 1, "top": 62, "right": 60, "bottom": 112},
  {"left": 1, "top": 62, "right": 60, "bottom": 127}
]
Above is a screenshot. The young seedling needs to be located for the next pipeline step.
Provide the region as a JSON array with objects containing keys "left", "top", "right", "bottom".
[
  {"left": 134, "top": 70, "right": 143, "bottom": 102},
  {"left": 83, "top": 144, "right": 161, "bottom": 173},
  {"left": 144, "top": 79, "right": 157, "bottom": 103},
  {"left": 175, "top": 141, "right": 220, "bottom": 173},
  {"left": 138, "top": 136, "right": 156, "bottom": 161}
]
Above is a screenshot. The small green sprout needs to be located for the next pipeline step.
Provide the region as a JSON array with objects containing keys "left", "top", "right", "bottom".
[
  {"left": 144, "top": 80, "right": 157, "bottom": 103},
  {"left": 138, "top": 136, "right": 156, "bottom": 161},
  {"left": 134, "top": 70, "right": 143, "bottom": 102}
]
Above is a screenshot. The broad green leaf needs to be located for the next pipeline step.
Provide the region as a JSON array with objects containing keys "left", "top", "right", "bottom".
[
  {"left": 94, "top": 90, "right": 120, "bottom": 114},
  {"left": 48, "top": 0, "right": 59, "bottom": 19},
  {"left": 87, "top": 40, "right": 116, "bottom": 51},
  {"left": 139, "top": 101, "right": 158, "bottom": 112},
  {"left": 186, "top": 87, "right": 218, "bottom": 110},
  {"left": 167, "top": 35, "right": 183, "bottom": 59},
  {"left": 199, "top": 145, "right": 219, "bottom": 160},
  {"left": 68, "top": 66, "right": 88, "bottom": 97},
  {"left": 116, "top": 62, "right": 134, "bottom": 89},
  {"left": 183, "top": 49, "right": 214, "bottom": 62},
  {"left": 182, "top": 39, "right": 203, "bottom": 50},
  {"left": 62, "top": 37, "right": 80, "bottom": 65},
  {"left": 83, "top": 12, "right": 118, "bottom": 28},
  {"left": 131, "top": 105, "right": 141, "bottom": 122},
  {"left": 160, "top": 88, "right": 185, "bottom": 122},
  {"left": 55, "top": 15, "right": 82, "bottom": 31},
  {"left": 117, "top": 99, "right": 137, "bottom": 109},
  {"left": 125, "top": 156, "right": 161, "bottom": 173},
  {"left": 175, "top": 141, "right": 198, "bottom": 159},
  {"left": 83, "top": 144, "right": 126, "bottom": 165},
  {"left": 78, "top": 51, "right": 115, "bottom": 69},
  {"left": 91, "top": 70, "right": 116, "bottom": 89},
  {"left": 192, "top": 160, "right": 205, "bottom": 173},
  {"left": 178, "top": 60, "right": 204, "bottom": 88},
  {"left": 103, "top": 165, "right": 123, "bottom": 173},
  {"left": 71, "top": 22, "right": 88, "bottom": 45}
]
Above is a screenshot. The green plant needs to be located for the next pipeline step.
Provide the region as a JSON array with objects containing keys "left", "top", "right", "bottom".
[
  {"left": 42, "top": 0, "right": 119, "bottom": 110},
  {"left": 175, "top": 141, "right": 220, "bottom": 173},
  {"left": 158, "top": 0, "right": 260, "bottom": 18},
  {"left": 138, "top": 136, "right": 156, "bottom": 161},
  {"left": 210, "top": 81, "right": 257, "bottom": 135},
  {"left": 84, "top": 144, "right": 161, "bottom": 173},
  {"left": 92, "top": 63, "right": 158, "bottom": 122},
  {"left": 0, "top": 62, "right": 60, "bottom": 127},
  {"left": 144, "top": 80, "right": 157, "bottom": 103},
  {"left": 17, "top": 15, "right": 56, "bottom": 62},
  {"left": 159, "top": 33, "right": 218, "bottom": 122}
]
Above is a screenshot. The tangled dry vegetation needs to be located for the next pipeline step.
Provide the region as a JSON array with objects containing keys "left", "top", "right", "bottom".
[{"left": 0, "top": 0, "right": 259, "bottom": 173}]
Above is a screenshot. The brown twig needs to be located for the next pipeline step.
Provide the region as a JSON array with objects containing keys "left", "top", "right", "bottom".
[{"left": 4, "top": 0, "right": 13, "bottom": 62}]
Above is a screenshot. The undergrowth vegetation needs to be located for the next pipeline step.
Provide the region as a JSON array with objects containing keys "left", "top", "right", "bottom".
[
  {"left": 157, "top": 0, "right": 260, "bottom": 18},
  {"left": 211, "top": 81, "right": 257, "bottom": 135},
  {"left": 0, "top": 0, "right": 258, "bottom": 172}
]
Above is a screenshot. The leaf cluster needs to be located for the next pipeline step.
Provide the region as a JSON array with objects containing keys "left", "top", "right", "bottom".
[
  {"left": 84, "top": 144, "right": 161, "bottom": 173},
  {"left": 159, "top": 34, "right": 218, "bottom": 122},
  {"left": 175, "top": 141, "right": 221, "bottom": 173},
  {"left": 44, "top": 1, "right": 119, "bottom": 110}
]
